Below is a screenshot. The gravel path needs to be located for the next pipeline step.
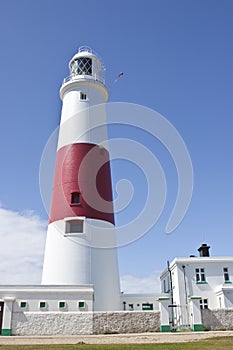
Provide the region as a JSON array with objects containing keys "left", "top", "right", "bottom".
[{"left": 0, "top": 331, "right": 233, "bottom": 345}]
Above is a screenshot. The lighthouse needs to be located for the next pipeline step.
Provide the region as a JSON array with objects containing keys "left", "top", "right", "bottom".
[{"left": 41, "top": 47, "right": 121, "bottom": 311}]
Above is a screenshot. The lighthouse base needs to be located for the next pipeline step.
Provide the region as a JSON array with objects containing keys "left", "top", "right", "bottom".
[{"left": 42, "top": 218, "right": 121, "bottom": 311}]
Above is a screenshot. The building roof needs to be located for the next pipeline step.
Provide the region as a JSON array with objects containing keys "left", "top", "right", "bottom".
[{"left": 160, "top": 256, "right": 233, "bottom": 278}]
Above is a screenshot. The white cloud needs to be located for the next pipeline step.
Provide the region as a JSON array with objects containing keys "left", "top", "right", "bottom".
[
  {"left": 0, "top": 205, "right": 162, "bottom": 294},
  {"left": 120, "top": 270, "right": 162, "bottom": 293},
  {"left": 0, "top": 206, "right": 47, "bottom": 284}
]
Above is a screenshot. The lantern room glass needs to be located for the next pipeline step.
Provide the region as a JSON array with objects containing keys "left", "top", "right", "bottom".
[{"left": 70, "top": 57, "right": 92, "bottom": 76}]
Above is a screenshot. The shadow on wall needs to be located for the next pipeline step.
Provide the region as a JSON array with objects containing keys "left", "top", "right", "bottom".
[{"left": 202, "top": 309, "right": 233, "bottom": 330}]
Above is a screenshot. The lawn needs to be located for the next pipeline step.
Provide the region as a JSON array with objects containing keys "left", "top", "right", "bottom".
[{"left": 0, "top": 337, "right": 233, "bottom": 350}]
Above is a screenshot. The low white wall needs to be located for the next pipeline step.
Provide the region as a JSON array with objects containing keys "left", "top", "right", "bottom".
[
  {"left": 93, "top": 311, "right": 160, "bottom": 334},
  {"left": 11, "top": 311, "right": 160, "bottom": 335},
  {"left": 202, "top": 308, "right": 233, "bottom": 330},
  {"left": 12, "top": 312, "right": 93, "bottom": 335}
]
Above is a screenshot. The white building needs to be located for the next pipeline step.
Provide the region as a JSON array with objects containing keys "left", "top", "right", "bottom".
[
  {"left": 160, "top": 244, "right": 233, "bottom": 331},
  {"left": 0, "top": 285, "right": 94, "bottom": 336}
]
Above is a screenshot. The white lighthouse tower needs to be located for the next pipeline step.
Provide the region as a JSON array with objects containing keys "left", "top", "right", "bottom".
[{"left": 41, "top": 47, "right": 121, "bottom": 311}]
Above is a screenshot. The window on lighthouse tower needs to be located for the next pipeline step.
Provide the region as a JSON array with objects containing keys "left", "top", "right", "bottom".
[
  {"left": 70, "top": 57, "right": 92, "bottom": 76},
  {"left": 70, "top": 221, "right": 83, "bottom": 233},
  {"left": 80, "top": 92, "right": 87, "bottom": 100},
  {"left": 65, "top": 219, "right": 84, "bottom": 234},
  {"left": 71, "top": 192, "right": 80, "bottom": 204}
]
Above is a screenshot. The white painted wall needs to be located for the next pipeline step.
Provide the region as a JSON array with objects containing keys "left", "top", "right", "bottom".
[
  {"left": 42, "top": 219, "right": 91, "bottom": 285},
  {"left": 0, "top": 286, "right": 93, "bottom": 313},
  {"left": 58, "top": 83, "right": 109, "bottom": 150},
  {"left": 120, "top": 293, "right": 162, "bottom": 311},
  {"left": 0, "top": 285, "right": 94, "bottom": 335},
  {"left": 42, "top": 218, "right": 121, "bottom": 311},
  {"left": 161, "top": 257, "right": 233, "bottom": 311}
]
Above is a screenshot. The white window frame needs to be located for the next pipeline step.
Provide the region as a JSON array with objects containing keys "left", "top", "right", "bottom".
[
  {"left": 39, "top": 301, "right": 47, "bottom": 309},
  {"left": 80, "top": 92, "right": 87, "bottom": 100},
  {"left": 59, "top": 301, "right": 67, "bottom": 309},
  {"left": 195, "top": 268, "right": 206, "bottom": 283},
  {"left": 64, "top": 217, "right": 85, "bottom": 236},
  {"left": 200, "top": 298, "right": 208, "bottom": 310},
  {"left": 20, "top": 301, "right": 27, "bottom": 309},
  {"left": 78, "top": 300, "right": 85, "bottom": 309}
]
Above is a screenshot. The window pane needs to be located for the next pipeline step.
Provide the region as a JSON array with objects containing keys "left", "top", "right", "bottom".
[
  {"left": 71, "top": 192, "right": 80, "bottom": 204},
  {"left": 66, "top": 220, "right": 84, "bottom": 234},
  {"left": 201, "top": 273, "right": 206, "bottom": 282},
  {"left": 77, "top": 57, "right": 92, "bottom": 75},
  {"left": 70, "top": 60, "right": 78, "bottom": 75},
  {"left": 80, "top": 92, "right": 86, "bottom": 100},
  {"left": 59, "top": 302, "right": 65, "bottom": 308},
  {"left": 70, "top": 222, "right": 83, "bottom": 233},
  {"left": 195, "top": 268, "right": 200, "bottom": 281},
  {"left": 70, "top": 58, "right": 92, "bottom": 76},
  {"left": 142, "top": 303, "right": 153, "bottom": 310}
]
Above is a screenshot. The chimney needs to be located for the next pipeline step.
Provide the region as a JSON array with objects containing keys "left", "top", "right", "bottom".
[{"left": 198, "top": 243, "right": 210, "bottom": 257}]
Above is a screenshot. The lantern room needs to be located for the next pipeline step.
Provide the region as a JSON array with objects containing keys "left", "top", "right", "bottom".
[{"left": 68, "top": 46, "right": 105, "bottom": 84}]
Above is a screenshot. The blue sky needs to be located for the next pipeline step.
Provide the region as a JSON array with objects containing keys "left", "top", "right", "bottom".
[{"left": 0, "top": 0, "right": 232, "bottom": 291}]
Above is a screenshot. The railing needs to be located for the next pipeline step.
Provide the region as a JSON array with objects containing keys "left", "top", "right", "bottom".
[
  {"left": 78, "top": 46, "right": 93, "bottom": 54},
  {"left": 62, "top": 73, "right": 105, "bottom": 86}
]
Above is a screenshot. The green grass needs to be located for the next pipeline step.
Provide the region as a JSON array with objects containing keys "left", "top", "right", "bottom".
[{"left": 0, "top": 337, "right": 233, "bottom": 350}]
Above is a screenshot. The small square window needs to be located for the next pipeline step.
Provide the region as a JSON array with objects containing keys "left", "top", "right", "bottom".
[
  {"left": 59, "top": 301, "right": 66, "bottom": 308},
  {"left": 200, "top": 298, "right": 208, "bottom": 310},
  {"left": 70, "top": 221, "right": 83, "bottom": 233},
  {"left": 129, "top": 303, "right": 134, "bottom": 311},
  {"left": 80, "top": 92, "right": 87, "bottom": 100},
  {"left": 40, "top": 301, "right": 46, "bottom": 308},
  {"left": 71, "top": 192, "right": 80, "bottom": 204},
  {"left": 20, "top": 301, "right": 27, "bottom": 308},
  {"left": 66, "top": 220, "right": 84, "bottom": 234},
  {"left": 78, "top": 301, "right": 85, "bottom": 308}
]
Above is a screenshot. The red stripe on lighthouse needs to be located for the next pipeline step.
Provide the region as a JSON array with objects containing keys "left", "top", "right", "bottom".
[{"left": 49, "top": 143, "right": 114, "bottom": 225}]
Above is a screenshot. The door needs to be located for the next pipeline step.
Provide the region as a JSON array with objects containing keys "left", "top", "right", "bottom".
[{"left": 0, "top": 302, "right": 4, "bottom": 334}]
